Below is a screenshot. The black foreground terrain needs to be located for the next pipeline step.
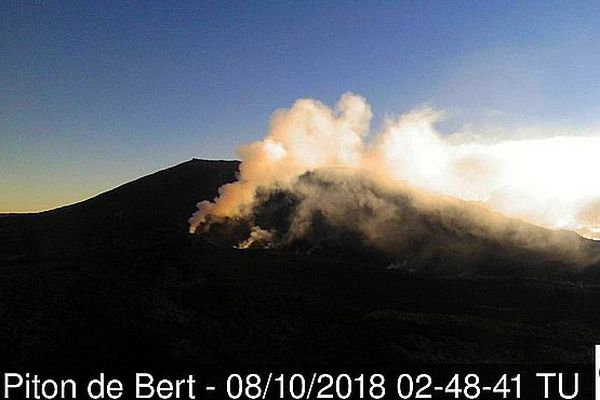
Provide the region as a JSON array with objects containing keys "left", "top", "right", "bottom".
[{"left": 1, "top": 159, "right": 600, "bottom": 366}]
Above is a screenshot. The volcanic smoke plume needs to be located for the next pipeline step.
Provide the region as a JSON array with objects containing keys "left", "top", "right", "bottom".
[{"left": 190, "top": 93, "right": 600, "bottom": 267}]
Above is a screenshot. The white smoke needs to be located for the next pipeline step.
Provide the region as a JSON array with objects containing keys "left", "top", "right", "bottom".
[{"left": 190, "top": 93, "right": 600, "bottom": 241}]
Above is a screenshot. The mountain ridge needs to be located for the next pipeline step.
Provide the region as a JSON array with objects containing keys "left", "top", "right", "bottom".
[
  {"left": 0, "top": 159, "right": 239, "bottom": 258},
  {"left": 3, "top": 158, "right": 599, "bottom": 274},
  {"left": 1, "top": 158, "right": 240, "bottom": 217},
  {"left": 2, "top": 158, "right": 600, "bottom": 365}
]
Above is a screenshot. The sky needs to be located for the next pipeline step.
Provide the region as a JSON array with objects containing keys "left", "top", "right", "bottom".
[{"left": 2, "top": 1, "right": 600, "bottom": 212}]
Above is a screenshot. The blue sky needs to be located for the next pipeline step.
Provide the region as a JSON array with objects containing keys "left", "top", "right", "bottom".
[{"left": 2, "top": 1, "right": 600, "bottom": 212}]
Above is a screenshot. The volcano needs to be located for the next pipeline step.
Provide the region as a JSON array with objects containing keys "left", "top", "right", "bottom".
[
  {"left": 197, "top": 168, "right": 600, "bottom": 276},
  {"left": 1, "top": 159, "right": 600, "bottom": 365}
]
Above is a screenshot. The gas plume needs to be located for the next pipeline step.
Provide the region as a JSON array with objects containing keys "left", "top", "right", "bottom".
[{"left": 190, "top": 93, "right": 600, "bottom": 267}]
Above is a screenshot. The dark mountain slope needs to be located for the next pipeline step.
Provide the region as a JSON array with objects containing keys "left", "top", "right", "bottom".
[
  {"left": 1, "top": 158, "right": 600, "bottom": 366},
  {"left": 203, "top": 170, "right": 600, "bottom": 276},
  {"left": 0, "top": 159, "right": 239, "bottom": 259}
]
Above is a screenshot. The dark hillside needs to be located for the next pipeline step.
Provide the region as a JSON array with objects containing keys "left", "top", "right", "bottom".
[
  {"left": 0, "top": 159, "right": 239, "bottom": 258},
  {"left": 1, "top": 158, "right": 600, "bottom": 366}
]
